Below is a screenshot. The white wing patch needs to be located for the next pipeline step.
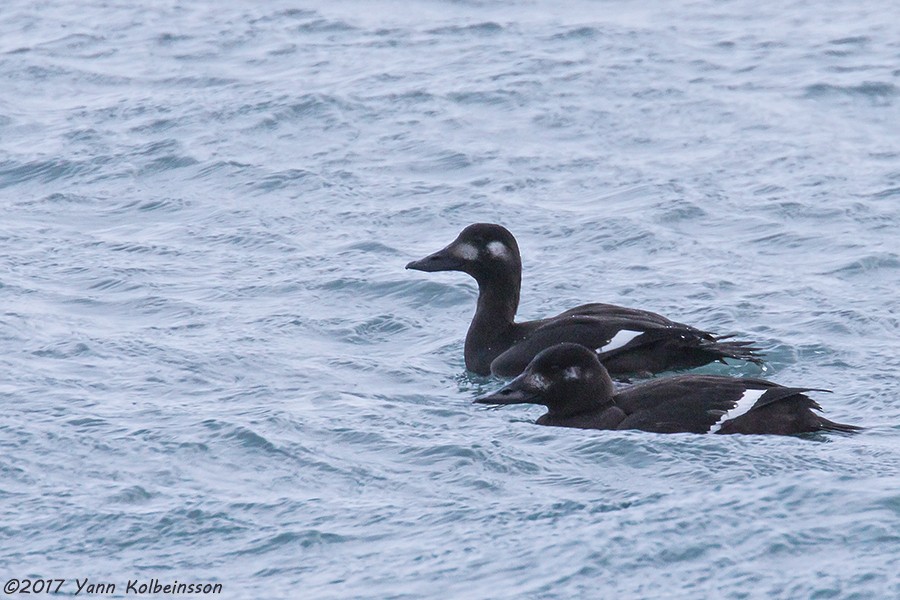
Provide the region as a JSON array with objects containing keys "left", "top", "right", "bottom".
[
  {"left": 454, "top": 243, "right": 479, "bottom": 261},
  {"left": 486, "top": 241, "right": 511, "bottom": 260},
  {"left": 597, "top": 330, "right": 643, "bottom": 353},
  {"left": 709, "top": 388, "right": 766, "bottom": 433}
]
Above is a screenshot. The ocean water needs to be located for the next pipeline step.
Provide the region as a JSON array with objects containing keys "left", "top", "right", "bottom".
[{"left": 1, "top": 0, "right": 899, "bottom": 598}]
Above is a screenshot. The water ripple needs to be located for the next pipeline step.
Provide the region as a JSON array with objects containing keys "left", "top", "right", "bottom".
[{"left": 804, "top": 81, "right": 897, "bottom": 102}]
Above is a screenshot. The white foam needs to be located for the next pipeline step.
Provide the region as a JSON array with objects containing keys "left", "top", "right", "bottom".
[
  {"left": 596, "top": 329, "right": 642, "bottom": 353},
  {"left": 454, "top": 243, "right": 478, "bottom": 261},
  {"left": 709, "top": 388, "right": 766, "bottom": 433}
]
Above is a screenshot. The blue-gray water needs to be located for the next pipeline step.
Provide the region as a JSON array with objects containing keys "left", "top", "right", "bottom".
[{"left": 2, "top": 1, "right": 899, "bottom": 598}]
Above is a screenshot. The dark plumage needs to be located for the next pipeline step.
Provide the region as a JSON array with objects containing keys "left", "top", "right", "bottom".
[
  {"left": 406, "top": 223, "right": 763, "bottom": 377},
  {"left": 475, "top": 344, "right": 861, "bottom": 435}
]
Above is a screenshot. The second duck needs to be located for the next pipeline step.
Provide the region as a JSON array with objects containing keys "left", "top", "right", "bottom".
[{"left": 406, "top": 223, "right": 763, "bottom": 377}]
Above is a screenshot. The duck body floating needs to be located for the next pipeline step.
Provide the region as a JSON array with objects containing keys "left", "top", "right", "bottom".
[
  {"left": 475, "top": 344, "right": 860, "bottom": 435},
  {"left": 407, "top": 223, "right": 763, "bottom": 378}
]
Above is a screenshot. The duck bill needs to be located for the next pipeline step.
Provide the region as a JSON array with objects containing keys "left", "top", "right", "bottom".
[
  {"left": 405, "top": 245, "right": 465, "bottom": 272},
  {"left": 474, "top": 375, "right": 541, "bottom": 406}
]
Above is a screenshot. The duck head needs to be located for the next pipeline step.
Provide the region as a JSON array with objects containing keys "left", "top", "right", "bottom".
[
  {"left": 475, "top": 343, "right": 616, "bottom": 417},
  {"left": 405, "top": 223, "right": 522, "bottom": 284}
]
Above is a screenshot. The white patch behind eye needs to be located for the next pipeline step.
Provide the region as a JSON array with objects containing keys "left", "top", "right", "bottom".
[
  {"left": 454, "top": 243, "right": 478, "bottom": 261},
  {"left": 563, "top": 367, "right": 581, "bottom": 381},
  {"left": 597, "top": 330, "right": 642, "bottom": 353},
  {"left": 526, "top": 373, "right": 550, "bottom": 391},
  {"left": 709, "top": 388, "right": 766, "bottom": 433},
  {"left": 486, "top": 241, "right": 510, "bottom": 260}
]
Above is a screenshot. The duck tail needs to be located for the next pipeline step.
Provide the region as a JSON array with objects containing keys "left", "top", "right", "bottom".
[
  {"left": 817, "top": 417, "right": 864, "bottom": 434},
  {"left": 706, "top": 334, "right": 766, "bottom": 366}
]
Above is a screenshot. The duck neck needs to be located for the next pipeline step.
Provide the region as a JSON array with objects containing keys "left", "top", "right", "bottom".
[
  {"left": 463, "top": 271, "right": 521, "bottom": 373},
  {"left": 547, "top": 374, "right": 616, "bottom": 418},
  {"left": 474, "top": 272, "right": 519, "bottom": 325}
]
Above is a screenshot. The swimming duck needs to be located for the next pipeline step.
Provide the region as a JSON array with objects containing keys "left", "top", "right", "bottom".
[
  {"left": 475, "top": 343, "right": 860, "bottom": 435},
  {"left": 406, "top": 223, "right": 763, "bottom": 377}
]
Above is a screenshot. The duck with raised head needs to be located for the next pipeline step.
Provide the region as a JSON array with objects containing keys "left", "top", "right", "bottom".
[
  {"left": 406, "top": 223, "right": 763, "bottom": 378},
  {"left": 475, "top": 343, "right": 860, "bottom": 435}
]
